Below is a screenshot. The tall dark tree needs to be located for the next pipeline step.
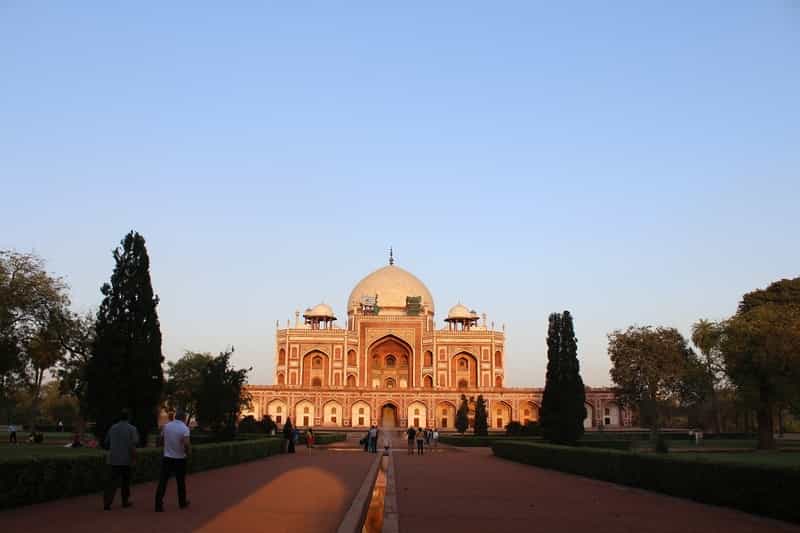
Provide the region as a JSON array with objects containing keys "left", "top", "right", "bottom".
[
  {"left": 86, "top": 232, "right": 164, "bottom": 446},
  {"left": 195, "top": 347, "right": 251, "bottom": 439},
  {"left": 540, "top": 311, "right": 586, "bottom": 444},
  {"left": 455, "top": 394, "right": 469, "bottom": 434},
  {"left": 473, "top": 394, "right": 488, "bottom": 436}
]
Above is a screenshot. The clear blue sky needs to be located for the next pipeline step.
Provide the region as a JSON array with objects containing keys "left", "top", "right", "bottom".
[{"left": 2, "top": 2, "right": 798, "bottom": 386}]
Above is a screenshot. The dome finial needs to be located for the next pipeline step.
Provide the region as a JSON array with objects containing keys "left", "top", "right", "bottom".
[{"left": 389, "top": 246, "right": 394, "bottom": 265}]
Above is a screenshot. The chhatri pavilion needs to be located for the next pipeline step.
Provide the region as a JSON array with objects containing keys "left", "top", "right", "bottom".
[{"left": 244, "top": 255, "right": 629, "bottom": 431}]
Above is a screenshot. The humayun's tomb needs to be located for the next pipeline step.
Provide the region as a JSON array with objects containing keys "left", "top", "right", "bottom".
[{"left": 244, "top": 256, "right": 630, "bottom": 431}]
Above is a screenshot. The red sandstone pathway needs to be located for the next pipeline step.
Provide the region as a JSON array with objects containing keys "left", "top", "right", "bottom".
[
  {"left": 393, "top": 446, "right": 800, "bottom": 533},
  {"left": 0, "top": 448, "right": 373, "bottom": 533}
]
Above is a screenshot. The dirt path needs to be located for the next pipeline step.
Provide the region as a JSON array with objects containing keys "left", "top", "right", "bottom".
[
  {"left": 0, "top": 448, "right": 373, "bottom": 533},
  {"left": 393, "top": 446, "right": 800, "bottom": 533}
]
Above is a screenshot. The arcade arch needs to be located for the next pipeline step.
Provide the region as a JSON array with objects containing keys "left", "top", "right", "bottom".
[
  {"left": 295, "top": 400, "right": 315, "bottom": 427},
  {"left": 351, "top": 401, "right": 371, "bottom": 427},
  {"left": 437, "top": 401, "right": 456, "bottom": 429},
  {"left": 407, "top": 401, "right": 427, "bottom": 428},
  {"left": 493, "top": 401, "right": 512, "bottom": 430},
  {"left": 323, "top": 400, "right": 343, "bottom": 426},
  {"left": 267, "top": 399, "right": 287, "bottom": 426}
]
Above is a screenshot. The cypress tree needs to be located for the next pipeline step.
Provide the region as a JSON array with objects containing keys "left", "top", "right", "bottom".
[
  {"left": 540, "top": 311, "right": 586, "bottom": 444},
  {"left": 474, "top": 394, "right": 488, "bottom": 436},
  {"left": 455, "top": 394, "right": 469, "bottom": 434},
  {"left": 87, "top": 231, "right": 164, "bottom": 445},
  {"left": 559, "top": 311, "right": 586, "bottom": 443},
  {"left": 540, "top": 313, "right": 562, "bottom": 442}
]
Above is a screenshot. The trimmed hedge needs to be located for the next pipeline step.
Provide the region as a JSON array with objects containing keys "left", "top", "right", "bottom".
[
  {"left": 0, "top": 437, "right": 283, "bottom": 509},
  {"left": 577, "top": 440, "right": 632, "bottom": 451},
  {"left": 492, "top": 441, "right": 800, "bottom": 523},
  {"left": 298, "top": 432, "right": 346, "bottom": 445},
  {"left": 439, "top": 435, "right": 543, "bottom": 447}
]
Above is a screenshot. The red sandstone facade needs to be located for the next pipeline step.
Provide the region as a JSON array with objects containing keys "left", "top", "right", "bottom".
[{"left": 244, "top": 261, "right": 630, "bottom": 430}]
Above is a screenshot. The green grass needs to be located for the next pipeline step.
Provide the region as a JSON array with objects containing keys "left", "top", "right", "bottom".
[
  {"left": 676, "top": 452, "right": 800, "bottom": 468},
  {"left": 626, "top": 437, "right": 800, "bottom": 452},
  {"left": 0, "top": 444, "right": 104, "bottom": 460}
]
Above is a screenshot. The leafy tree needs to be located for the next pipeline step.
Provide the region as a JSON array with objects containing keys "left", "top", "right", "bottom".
[
  {"left": 691, "top": 319, "right": 726, "bottom": 432},
  {"left": 455, "top": 394, "right": 469, "bottom": 434},
  {"left": 0, "top": 251, "right": 72, "bottom": 428},
  {"left": 86, "top": 232, "right": 164, "bottom": 446},
  {"left": 608, "top": 325, "right": 693, "bottom": 441},
  {"left": 40, "top": 381, "right": 79, "bottom": 427},
  {"left": 195, "top": 347, "right": 251, "bottom": 439},
  {"left": 473, "top": 395, "right": 488, "bottom": 436},
  {"left": 722, "top": 279, "right": 800, "bottom": 449},
  {"left": 163, "top": 351, "right": 214, "bottom": 426},
  {"left": 540, "top": 311, "right": 586, "bottom": 444},
  {"left": 54, "top": 311, "right": 95, "bottom": 420}
]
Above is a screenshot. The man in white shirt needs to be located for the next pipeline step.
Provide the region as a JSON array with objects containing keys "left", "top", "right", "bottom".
[
  {"left": 154, "top": 410, "right": 191, "bottom": 512},
  {"left": 8, "top": 423, "right": 17, "bottom": 444}
]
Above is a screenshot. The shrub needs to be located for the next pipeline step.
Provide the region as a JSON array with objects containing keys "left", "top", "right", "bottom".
[
  {"left": 297, "top": 432, "right": 346, "bottom": 445},
  {"left": 506, "top": 421, "right": 541, "bottom": 437},
  {"left": 439, "top": 435, "right": 543, "bottom": 447},
  {"left": 0, "top": 437, "right": 283, "bottom": 509},
  {"left": 238, "top": 415, "right": 264, "bottom": 434},
  {"left": 491, "top": 441, "right": 800, "bottom": 523}
]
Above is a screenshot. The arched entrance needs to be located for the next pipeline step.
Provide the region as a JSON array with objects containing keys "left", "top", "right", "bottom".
[
  {"left": 368, "top": 335, "right": 413, "bottom": 389},
  {"left": 380, "top": 403, "right": 398, "bottom": 428}
]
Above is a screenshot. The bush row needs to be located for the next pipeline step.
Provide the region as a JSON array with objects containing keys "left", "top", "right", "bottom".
[
  {"left": 298, "top": 432, "right": 346, "bottom": 445},
  {"left": 0, "top": 437, "right": 283, "bottom": 509},
  {"left": 491, "top": 441, "right": 800, "bottom": 523},
  {"left": 438, "top": 435, "right": 543, "bottom": 447}
]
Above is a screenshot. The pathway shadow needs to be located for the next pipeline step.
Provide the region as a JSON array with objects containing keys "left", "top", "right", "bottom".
[{"left": 0, "top": 450, "right": 372, "bottom": 533}]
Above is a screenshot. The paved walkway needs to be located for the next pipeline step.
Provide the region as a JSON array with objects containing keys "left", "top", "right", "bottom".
[
  {"left": 0, "top": 447, "right": 373, "bottom": 533},
  {"left": 392, "top": 445, "right": 800, "bottom": 533}
]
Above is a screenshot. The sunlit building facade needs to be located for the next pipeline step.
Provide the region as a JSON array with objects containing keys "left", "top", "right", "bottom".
[{"left": 245, "top": 258, "right": 629, "bottom": 430}]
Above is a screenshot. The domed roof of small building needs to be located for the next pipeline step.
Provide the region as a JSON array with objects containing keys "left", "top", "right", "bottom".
[
  {"left": 348, "top": 264, "right": 434, "bottom": 313},
  {"left": 303, "top": 303, "right": 336, "bottom": 319},
  {"left": 447, "top": 303, "right": 474, "bottom": 320}
]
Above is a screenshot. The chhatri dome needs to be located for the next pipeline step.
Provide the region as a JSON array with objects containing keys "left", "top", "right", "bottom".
[
  {"left": 303, "top": 303, "right": 336, "bottom": 319},
  {"left": 348, "top": 254, "right": 434, "bottom": 315},
  {"left": 446, "top": 303, "right": 474, "bottom": 320}
]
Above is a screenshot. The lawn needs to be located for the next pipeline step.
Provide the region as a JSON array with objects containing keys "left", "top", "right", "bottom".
[
  {"left": 676, "top": 451, "right": 800, "bottom": 468},
  {"left": 0, "top": 444, "right": 104, "bottom": 460}
]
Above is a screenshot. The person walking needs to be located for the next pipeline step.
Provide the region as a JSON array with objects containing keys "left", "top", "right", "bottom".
[
  {"left": 432, "top": 428, "right": 439, "bottom": 449},
  {"left": 103, "top": 410, "right": 138, "bottom": 510},
  {"left": 305, "top": 427, "right": 315, "bottom": 455},
  {"left": 8, "top": 423, "right": 17, "bottom": 444},
  {"left": 406, "top": 426, "right": 415, "bottom": 455},
  {"left": 415, "top": 427, "right": 425, "bottom": 455},
  {"left": 283, "top": 418, "right": 295, "bottom": 454},
  {"left": 154, "top": 410, "right": 191, "bottom": 512},
  {"left": 368, "top": 425, "right": 378, "bottom": 453}
]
